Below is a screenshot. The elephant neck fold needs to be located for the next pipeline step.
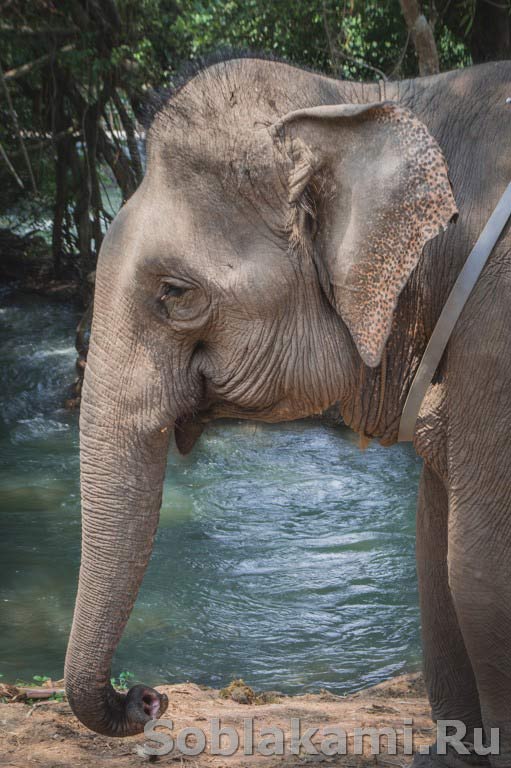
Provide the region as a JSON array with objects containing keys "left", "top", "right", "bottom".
[{"left": 398, "top": 180, "right": 511, "bottom": 442}]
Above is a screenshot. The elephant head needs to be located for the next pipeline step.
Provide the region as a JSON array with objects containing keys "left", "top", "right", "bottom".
[{"left": 64, "top": 58, "right": 456, "bottom": 736}]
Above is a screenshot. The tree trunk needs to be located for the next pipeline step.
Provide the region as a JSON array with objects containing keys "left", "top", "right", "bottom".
[
  {"left": 51, "top": 85, "right": 71, "bottom": 278},
  {"left": 52, "top": 141, "right": 67, "bottom": 276},
  {"left": 111, "top": 90, "right": 143, "bottom": 185},
  {"left": 97, "top": 125, "right": 137, "bottom": 201},
  {"left": 83, "top": 105, "right": 104, "bottom": 259},
  {"left": 68, "top": 143, "right": 93, "bottom": 277},
  {"left": 399, "top": 0, "right": 440, "bottom": 76}
]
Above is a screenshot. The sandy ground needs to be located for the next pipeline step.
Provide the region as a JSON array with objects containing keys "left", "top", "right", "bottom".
[{"left": 0, "top": 674, "right": 434, "bottom": 768}]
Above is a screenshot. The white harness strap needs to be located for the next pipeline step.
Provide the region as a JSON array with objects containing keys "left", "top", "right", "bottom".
[{"left": 398, "top": 181, "right": 511, "bottom": 442}]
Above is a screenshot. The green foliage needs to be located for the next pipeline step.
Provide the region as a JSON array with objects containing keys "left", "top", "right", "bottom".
[
  {"left": 49, "top": 690, "right": 66, "bottom": 702},
  {"left": 437, "top": 24, "right": 471, "bottom": 70},
  {"left": 0, "top": 0, "right": 495, "bottom": 285},
  {"left": 13, "top": 674, "right": 49, "bottom": 686},
  {"left": 110, "top": 670, "right": 135, "bottom": 691},
  {"left": 32, "top": 674, "right": 50, "bottom": 684},
  {"left": 168, "top": 0, "right": 470, "bottom": 80}
]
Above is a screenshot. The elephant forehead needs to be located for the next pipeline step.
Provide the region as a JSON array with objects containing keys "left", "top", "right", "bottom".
[
  {"left": 147, "top": 84, "right": 288, "bottom": 199},
  {"left": 148, "top": 124, "right": 285, "bottom": 210},
  {"left": 119, "top": 178, "right": 286, "bottom": 284},
  {"left": 139, "top": 154, "right": 289, "bottom": 270}
]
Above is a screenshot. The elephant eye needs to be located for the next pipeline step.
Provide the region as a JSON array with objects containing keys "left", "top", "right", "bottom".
[{"left": 160, "top": 282, "right": 188, "bottom": 301}]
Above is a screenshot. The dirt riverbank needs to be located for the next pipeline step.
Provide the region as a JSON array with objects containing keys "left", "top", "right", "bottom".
[{"left": 0, "top": 673, "right": 434, "bottom": 768}]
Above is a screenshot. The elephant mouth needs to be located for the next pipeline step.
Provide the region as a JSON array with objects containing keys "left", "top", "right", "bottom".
[
  {"left": 174, "top": 398, "right": 306, "bottom": 455},
  {"left": 174, "top": 415, "right": 205, "bottom": 455},
  {"left": 174, "top": 393, "right": 308, "bottom": 455}
]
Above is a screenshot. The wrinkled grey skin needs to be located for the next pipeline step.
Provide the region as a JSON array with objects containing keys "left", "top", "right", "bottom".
[{"left": 64, "top": 57, "right": 511, "bottom": 766}]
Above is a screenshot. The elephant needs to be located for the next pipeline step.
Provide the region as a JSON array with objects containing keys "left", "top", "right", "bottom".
[{"left": 64, "top": 55, "right": 511, "bottom": 767}]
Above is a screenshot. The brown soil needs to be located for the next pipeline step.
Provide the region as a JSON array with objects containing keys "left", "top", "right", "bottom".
[{"left": 0, "top": 674, "right": 434, "bottom": 768}]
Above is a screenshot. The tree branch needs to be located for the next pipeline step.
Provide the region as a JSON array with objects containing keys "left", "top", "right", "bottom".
[
  {"left": 0, "top": 24, "right": 78, "bottom": 36},
  {"left": 0, "top": 62, "right": 37, "bottom": 193},
  {"left": 387, "top": 29, "right": 411, "bottom": 78},
  {"left": 97, "top": 120, "right": 137, "bottom": 201},
  {"left": 336, "top": 48, "right": 388, "bottom": 81},
  {"left": 3, "top": 44, "right": 74, "bottom": 83},
  {"left": 322, "top": 0, "right": 388, "bottom": 80},
  {"left": 399, "top": 0, "right": 439, "bottom": 76},
  {"left": 0, "top": 139, "right": 24, "bottom": 188},
  {"left": 111, "top": 90, "right": 143, "bottom": 184}
]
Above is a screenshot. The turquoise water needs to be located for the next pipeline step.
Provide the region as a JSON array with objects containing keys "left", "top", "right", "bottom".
[{"left": 0, "top": 288, "right": 422, "bottom": 693}]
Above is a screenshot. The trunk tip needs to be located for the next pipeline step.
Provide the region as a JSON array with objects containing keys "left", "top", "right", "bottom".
[
  {"left": 66, "top": 680, "right": 169, "bottom": 737},
  {"left": 126, "top": 684, "right": 169, "bottom": 726}
]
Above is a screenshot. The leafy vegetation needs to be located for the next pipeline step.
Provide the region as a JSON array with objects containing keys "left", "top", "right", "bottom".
[{"left": 110, "top": 670, "right": 135, "bottom": 691}]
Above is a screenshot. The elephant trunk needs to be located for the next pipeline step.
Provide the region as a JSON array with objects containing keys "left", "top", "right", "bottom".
[{"left": 64, "top": 357, "right": 172, "bottom": 736}]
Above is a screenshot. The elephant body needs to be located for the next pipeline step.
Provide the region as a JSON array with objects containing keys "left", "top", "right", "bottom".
[{"left": 65, "top": 57, "right": 511, "bottom": 767}]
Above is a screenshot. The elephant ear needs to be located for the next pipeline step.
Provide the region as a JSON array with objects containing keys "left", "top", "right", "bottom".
[{"left": 271, "top": 102, "right": 457, "bottom": 367}]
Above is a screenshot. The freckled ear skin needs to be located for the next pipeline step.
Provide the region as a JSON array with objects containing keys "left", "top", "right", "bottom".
[{"left": 272, "top": 102, "right": 458, "bottom": 367}]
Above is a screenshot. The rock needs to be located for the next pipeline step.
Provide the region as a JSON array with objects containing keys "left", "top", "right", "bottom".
[
  {"left": 256, "top": 690, "right": 284, "bottom": 704},
  {"left": 219, "top": 680, "right": 285, "bottom": 705},
  {"left": 219, "top": 678, "right": 256, "bottom": 704}
]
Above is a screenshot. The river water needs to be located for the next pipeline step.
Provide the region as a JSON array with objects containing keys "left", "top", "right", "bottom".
[{"left": 0, "top": 287, "right": 423, "bottom": 693}]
